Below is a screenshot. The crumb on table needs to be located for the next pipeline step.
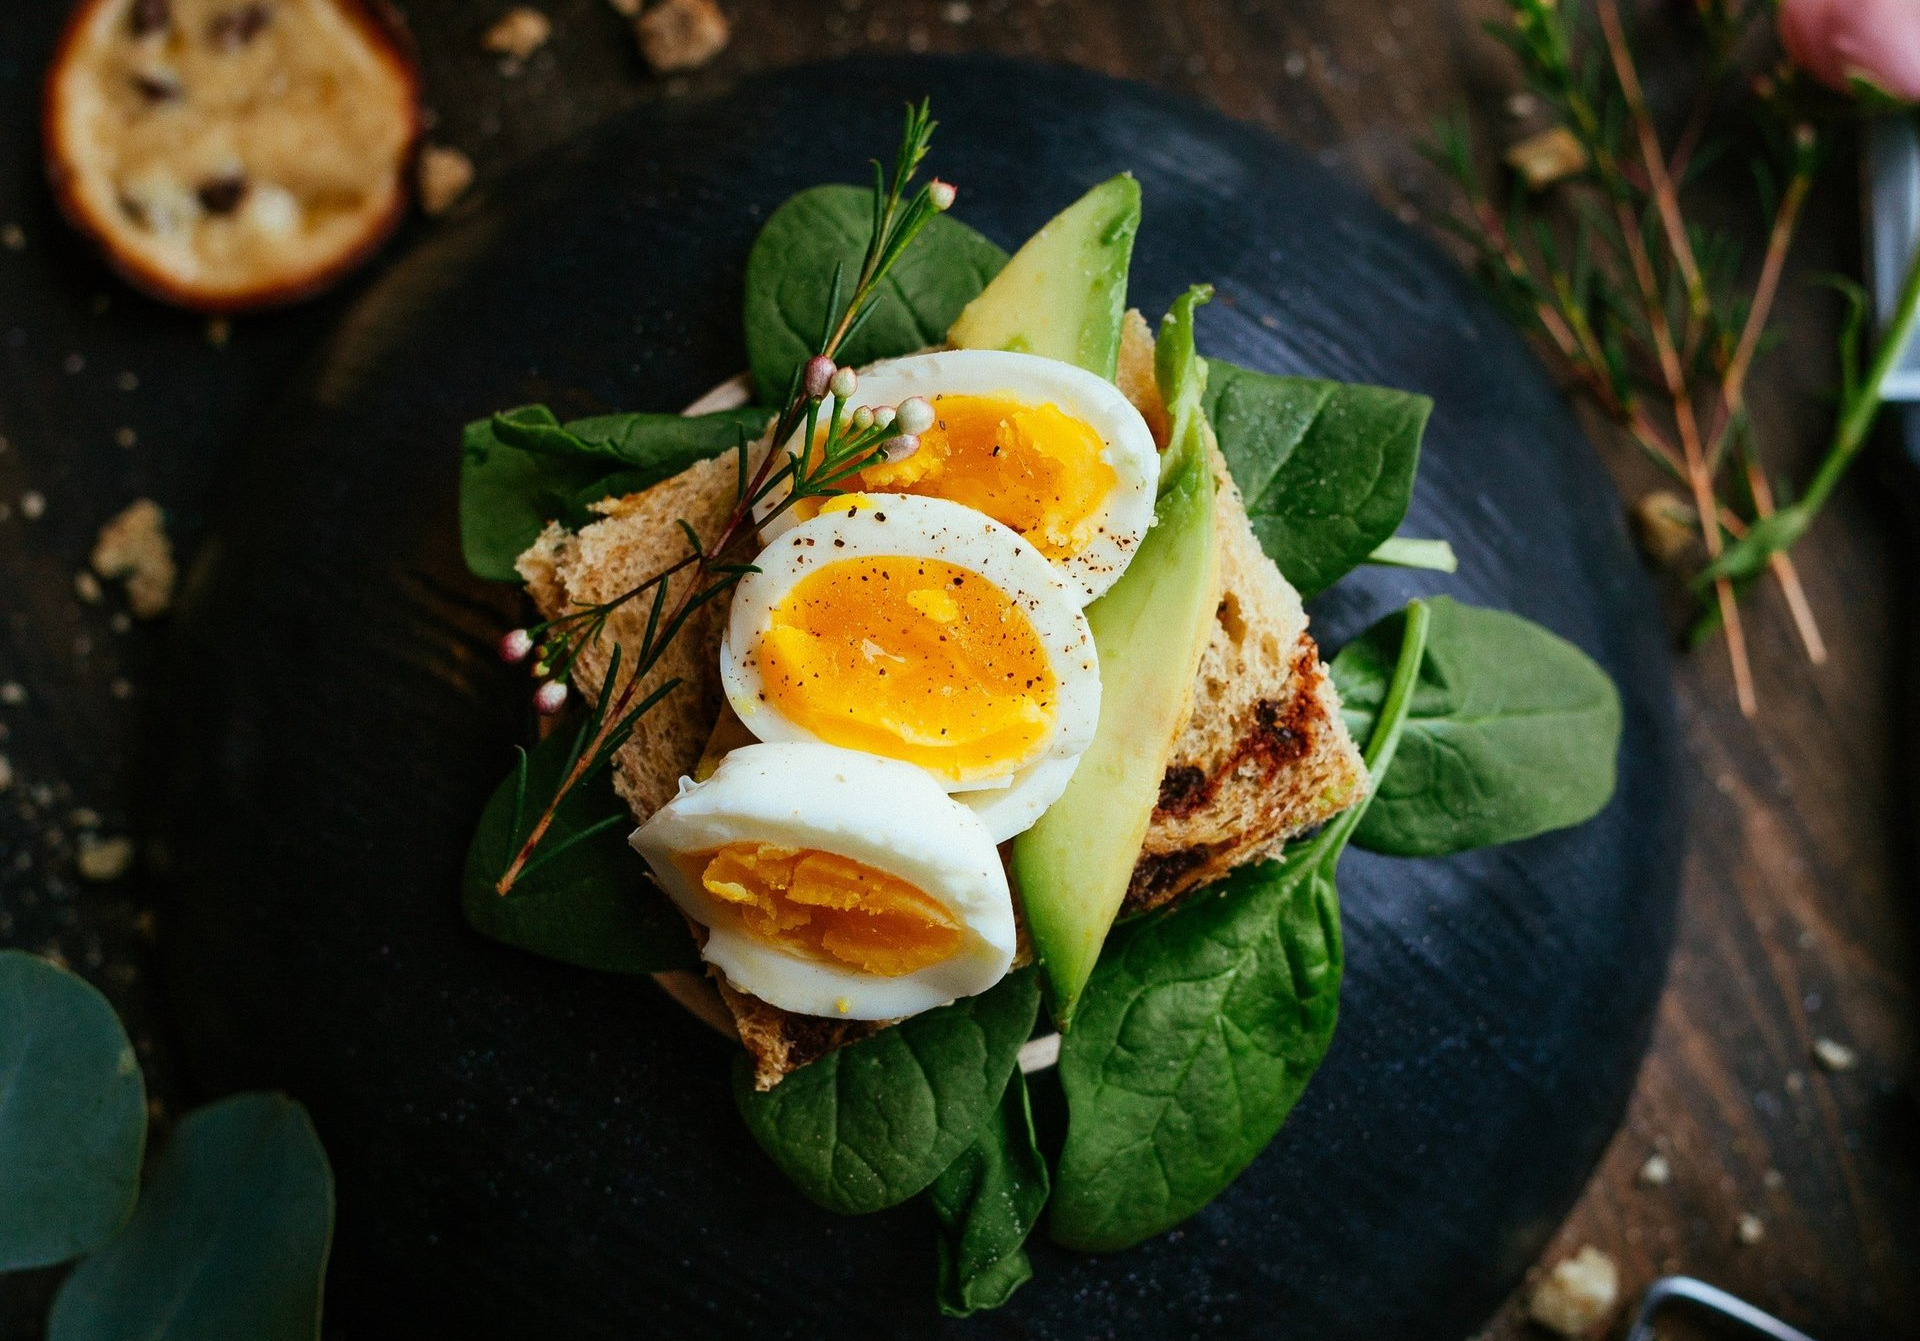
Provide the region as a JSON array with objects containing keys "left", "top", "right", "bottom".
[
  {"left": 418, "top": 145, "right": 475, "bottom": 216},
  {"left": 484, "top": 6, "right": 552, "bottom": 60},
  {"left": 635, "top": 0, "right": 730, "bottom": 73},
  {"left": 1526, "top": 1245, "right": 1619, "bottom": 1337},
  {"left": 91, "top": 498, "right": 177, "bottom": 619}
]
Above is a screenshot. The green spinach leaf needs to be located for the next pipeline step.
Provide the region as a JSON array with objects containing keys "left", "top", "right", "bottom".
[
  {"left": 459, "top": 403, "right": 768, "bottom": 582},
  {"left": 50, "top": 1093, "right": 333, "bottom": 1341},
  {"left": 463, "top": 726, "right": 697, "bottom": 974},
  {"left": 743, "top": 184, "right": 1007, "bottom": 403},
  {"left": 927, "top": 1069, "right": 1049, "bottom": 1317},
  {"left": 1202, "top": 360, "right": 1430, "bottom": 598},
  {"left": 1332, "top": 596, "right": 1622, "bottom": 856},
  {"left": 0, "top": 952, "right": 147, "bottom": 1271},
  {"left": 1051, "top": 602, "right": 1431, "bottom": 1252},
  {"left": 735, "top": 967, "right": 1040, "bottom": 1216}
]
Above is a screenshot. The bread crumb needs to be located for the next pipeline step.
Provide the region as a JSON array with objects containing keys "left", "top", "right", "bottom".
[
  {"left": 1631, "top": 490, "right": 1696, "bottom": 567},
  {"left": 116, "top": 370, "right": 139, "bottom": 391},
  {"left": 635, "top": 0, "right": 730, "bottom": 72},
  {"left": 0, "top": 683, "right": 25, "bottom": 706},
  {"left": 1526, "top": 1245, "right": 1619, "bottom": 1336},
  {"left": 1506, "top": 125, "right": 1588, "bottom": 190},
  {"left": 1507, "top": 91, "right": 1539, "bottom": 119},
  {"left": 114, "top": 426, "right": 138, "bottom": 449},
  {"left": 417, "top": 145, "right": 475, "bottom": 216},
  {"left": 1637, "top": 1152, "right": 1672, "bottom": 1187},
  {"left": 0, "top": 754, "right": 12, "bottom": 792},
  {"left": 110, "top": 677, "right": 134, "bottom": 701},
  {"left": 606, "top": 0, "right": 640, "bottom": 13},
  {"left": 1736, "top": 1212, "right": 1765, "bottom": 1246},
  {"left": 1763, "top": 1168, "right": 1785, "bottom": 1192},
  {"left": 206, "top": 318, "right": 231, "bottom": 347},
  {"left": 91, "top": 498, "right": 177, "bottom": 619},
  {"left": 20, "top": 491, "right": 46, "bottom": 520},
  {"left": 76, "top": 833, "right": 135, "bottom": 883},
  {"left": 1812, "top": 1036, "right": 1857, "bottom": 1072},
  {"left": 2, "top": 223, "right": 24, "bottom": 250},
  {"left": 942, "top": 1, "right": 971, "bottom": 21},
  {"left": 484, "top": 6, "right": 551, "bottom": 59}
]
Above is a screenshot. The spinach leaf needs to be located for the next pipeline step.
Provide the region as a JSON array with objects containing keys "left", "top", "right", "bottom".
[
  {"left": 735, "top": 967, "right": 1040, "bottom": 1216},
  {"left": 459, "top": 403, "right": 768, "bottom": 582},
  {"left": 1202, "top": 360, "right": 1430, "bottom": 598},
  {"left": 1332, "top": 596, "right": 1622, "bottom": 856},
  {"left": 742, "top": 184, "right": 1007, "bottom": 403},
  {"left": 0, "top": 952, "right": 147, "bottom": 1271},
  {"left": 50, "top": 1094, "right": 333, "bottom": 1341},
  {"left": 463, "top": 726, "right": 697, "bottom": 974},
  {"left": 927, "top": 1070, "right": 1049, "bottom": 1318},
  {"left": 1051, "top": 602, "right": 1431, "bottom": 1252}
]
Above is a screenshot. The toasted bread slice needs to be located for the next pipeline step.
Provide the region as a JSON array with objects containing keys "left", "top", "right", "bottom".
[
  {"left": 522, "top": 337, "right": 1365, "bottom": 1087},
  {"left": 517, "top": 452, "right": 740, "bottom": 821},
  {"left": 1127, "top": 442, "right": 1366, "bottom": 912}
]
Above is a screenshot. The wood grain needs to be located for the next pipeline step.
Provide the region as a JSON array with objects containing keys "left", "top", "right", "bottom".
[{"left": 0, "top": 0, "right": 1913, "bottom": 1337}]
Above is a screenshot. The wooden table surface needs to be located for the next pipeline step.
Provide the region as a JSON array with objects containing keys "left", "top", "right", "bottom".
[{"left": 1, "top": 1, "right": 1914, "bottom": 1337}]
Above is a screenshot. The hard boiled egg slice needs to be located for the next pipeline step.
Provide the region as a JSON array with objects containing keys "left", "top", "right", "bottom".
[
  {"left": 757, "top": 349, "right": 1159, "bottom": 606},
  {"left": 720, "top": 493, "right": 1100, "bottom": 839},
  {"left": 632, "top": 742, "right": 1017, "bottom": 1020}
]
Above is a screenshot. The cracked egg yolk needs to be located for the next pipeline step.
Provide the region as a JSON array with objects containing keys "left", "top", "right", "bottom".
[
  {"left": 694, "top": 842, "right": 964, "bottom": 976},
  {"left": 803, "top": 395, "right": 1117, "bottom": 561},
  {"left": 753, "top": 554, "right": 1057, "bottom": 784}
]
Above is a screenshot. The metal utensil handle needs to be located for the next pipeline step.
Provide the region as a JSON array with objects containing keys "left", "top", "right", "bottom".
[{"left": 1625, "top": 1276, "right": 1820, "bottom": 1341}]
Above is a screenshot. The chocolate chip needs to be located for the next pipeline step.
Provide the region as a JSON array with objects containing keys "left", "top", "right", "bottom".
[
  {"left": 196, "top": 174, "right": 249, "bottom": 215},
  {"left": 130, "top": 0, "right": 172, "bottom": 37},
  {"left": 207, "top": 3, "right": 271, "bottom": 49},
  {"left": 129, "top": 71, "right": 182, "bottom": 103}
]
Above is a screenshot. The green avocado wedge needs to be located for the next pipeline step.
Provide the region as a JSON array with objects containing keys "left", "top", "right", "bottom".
[
  {"left": 945, "top": 174, "right": 1141, "bottom": 378},
  {"left": 1011, "top": 287, "right": 1221, "bottom": 1028}
]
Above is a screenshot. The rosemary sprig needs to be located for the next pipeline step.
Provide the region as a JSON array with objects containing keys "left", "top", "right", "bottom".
[
  {"left": 1428, "top": 0, "right": 1845, "bottom": 718},
  {"left": 490, "top": 101, "right": 956, "bottom": 896}
]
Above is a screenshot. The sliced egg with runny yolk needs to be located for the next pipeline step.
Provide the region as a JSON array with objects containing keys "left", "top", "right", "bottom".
[
  {"left": 757, "top": 349, "right": 1159, "bottom": 606},
  {"left": 720, "top": 493, "right": 1101, "bottom": 841},
  {"left": 632, "top": 742, "right": 1017, "bottom": 1019}
]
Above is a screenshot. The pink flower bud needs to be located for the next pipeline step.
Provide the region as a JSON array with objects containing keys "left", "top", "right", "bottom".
[
  {"left": 829, "top": 365, "right": 858, "bottom": 399},
  {"left": 1780, "top": 0, "right": 1920, "bottom": 101},
  {"left": 498, "top": 628, "right": 534, "bottom": 664},
  {"left": 533, "top": 681, "right": 568, "bottom": 715},
  {"left": 803, "top": 355, "right": 836, "bottom": 400},
  {"left": 878, "top": 433, "right": 921, "bottom": 463},
  {"left": 928, "top": 179, "right": 957, "bottom": 211},
  {"left": 895, "top": 396, "right": 936, "bottom": 436}
]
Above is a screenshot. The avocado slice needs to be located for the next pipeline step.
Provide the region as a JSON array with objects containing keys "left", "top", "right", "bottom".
[
  {"left": 1011, "top": 287, "right": 1222, "bottom": 1027},
  {"left": 945, "top": 175, "right": 1141, "bottom": 379}
]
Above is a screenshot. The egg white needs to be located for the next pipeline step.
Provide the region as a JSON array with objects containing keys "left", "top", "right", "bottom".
[
  {"left": 631, "top": 742, "right": 1016, "bottom": 1020},
  {"left": 756, "top": 349, "right": 1160, "bottom": 606},
  {"left": 720, "top": 493, "right": 1101, "bottom": 835}
]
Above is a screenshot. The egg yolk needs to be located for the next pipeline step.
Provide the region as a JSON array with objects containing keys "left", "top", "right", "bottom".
[
  {"left": 696, "top": 842, "right": 964, "bottom": 977},
  {"left": 804, "top": 395, "right": 1117, "bottom": 560},
  {"left": 754, "top": 554, "right": 1058, "bottom": 784}
]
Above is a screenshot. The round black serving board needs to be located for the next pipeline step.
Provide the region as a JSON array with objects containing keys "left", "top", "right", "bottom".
[{"left": 162, "top": 57, "right": 1683, "bottom": 1341}]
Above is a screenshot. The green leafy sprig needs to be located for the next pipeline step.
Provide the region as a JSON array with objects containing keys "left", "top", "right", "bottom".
[
  {"left": 1427, "top": 0, "right": 1870, "bottom": 718},
  {"left": 490, "top": 101, "right": 958, "bottom": 896}
]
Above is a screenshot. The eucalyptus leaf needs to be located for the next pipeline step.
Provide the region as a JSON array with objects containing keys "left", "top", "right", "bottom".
[
  {"left": 1332, "top": 596, "right": 1621, "bottom": 857},
  {"left": 463, "top": 726, "right": 697, "bottom": 974},
  {"left": 735, "top": 967, "right": 1040, "bottom": 1216},
  {"left": 49, "top": 1093, "right": 333, "bottom": 1341},
  {"left": 459, "top": 403, "right": 768, "bottom": 582},
  {"left": 743, "top": 184, "right": 1007, "bottom": 404},
  {"left": 1202, "top": 359, "right": 1430, "bottom": 597},
  {"left": 1051, "top": 603, "right": 1431, "bottom": 1253},
  {"left": 927, "top": 1070, "right": 1049, "bottom": 1317},
  {"left": 0, "top": 951, "right": 146, "bottom": 1271}
]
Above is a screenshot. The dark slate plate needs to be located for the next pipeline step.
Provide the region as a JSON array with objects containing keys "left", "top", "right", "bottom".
[{"left": 161, "top": 55, "right": 1683, "bottom": 1341}]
